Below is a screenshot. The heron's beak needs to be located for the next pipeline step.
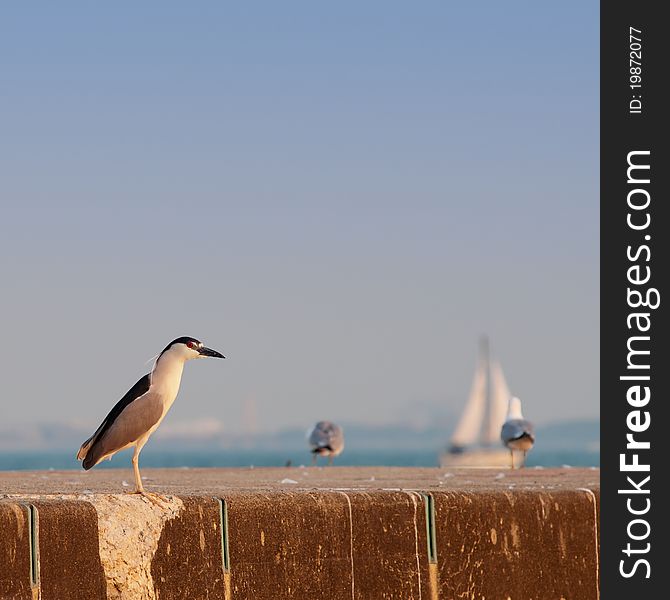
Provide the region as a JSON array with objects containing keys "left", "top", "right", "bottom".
[{"left": 199, "top": 346, "right": 225, "bottom": 359}]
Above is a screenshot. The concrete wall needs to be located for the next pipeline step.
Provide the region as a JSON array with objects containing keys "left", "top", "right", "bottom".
[{"left": 1, "top": 473, "right": 599, "bottom": 599}]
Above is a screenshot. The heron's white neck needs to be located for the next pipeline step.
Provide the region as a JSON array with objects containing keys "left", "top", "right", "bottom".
[
  {"left": 506, "top": 397, "right": 524, "bottom": 421},
  {"left": 151, "top": 349, "right": 186, "bottom": 394}
]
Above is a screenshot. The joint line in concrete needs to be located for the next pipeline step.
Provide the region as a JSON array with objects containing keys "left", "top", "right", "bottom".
[
  {"left": 337, "top": 491, "right": 355, "bottom": 600},
  {"left": 216, "top": 498, "right": 231, "bottom": 574},
  {"left": 22, "top": 503, "right": 40, "bottom": 589},
  {"left": 421, "top": 493, "right": 438, "bottom": 564},
  {"left": 406, "top": 492, "right": 423, "bottom": 599}
]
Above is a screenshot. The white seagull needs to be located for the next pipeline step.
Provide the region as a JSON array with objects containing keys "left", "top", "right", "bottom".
[
  {"left": 500, "top": 396, "right": 535, "bottom": 469},
  {"left": 77, "top": 336, "right": 224, "bottom": 499},
  {"left": 308, "top": 421, "right": 344, "bottom": 466}
]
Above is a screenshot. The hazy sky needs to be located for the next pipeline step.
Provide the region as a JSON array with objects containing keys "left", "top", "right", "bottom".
[{"left": 0, "top": 2, "right": 598, "bottom": 434}]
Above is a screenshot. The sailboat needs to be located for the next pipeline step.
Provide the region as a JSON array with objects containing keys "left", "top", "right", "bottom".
[{"left": 440, "top": 337, "right": 512, "bottom": 467}]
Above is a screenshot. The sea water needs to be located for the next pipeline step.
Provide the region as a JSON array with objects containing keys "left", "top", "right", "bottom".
[{"left": 0, "top": 448, "right": 599, "bottom": 471}]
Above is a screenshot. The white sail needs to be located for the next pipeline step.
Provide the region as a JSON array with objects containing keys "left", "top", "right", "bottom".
[
  {"left": 449, "top": 359, "right": 487, "bottom": 448},
  {"left": 483, "top": 359, "right": 511, "bottom": 445}
]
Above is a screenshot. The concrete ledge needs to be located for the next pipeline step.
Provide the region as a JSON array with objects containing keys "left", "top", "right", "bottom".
[{"left": 1, "top": 467, "right": 600, "bottom": 599}]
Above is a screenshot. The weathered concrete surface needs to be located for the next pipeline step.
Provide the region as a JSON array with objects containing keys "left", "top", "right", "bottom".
[
  {"left": 152, "top": 496, "right": 226, "bottom": 600},
  {"left": 223, "top": 489, "right": 434, "bottom": 600},
  {"left": 225, "top": 491, "right": 352, "bottom": 598},
  {"left": 32, "top": 499, "right": 107, "bottom": 600},
  {"left": 347, "top": 491, "right": 430, "bottom": 599},
  {"left": 0, "top": 467, "right": 600, "bottom": 600},
  {"left": 0, "top": 503, "right": 32, "bottom": 600},
  {"left": 434, "top": 489, "right": 600, "bottom": 600},
  {"left": 86, "top": 494, "right": 183, "bottom": 600}
]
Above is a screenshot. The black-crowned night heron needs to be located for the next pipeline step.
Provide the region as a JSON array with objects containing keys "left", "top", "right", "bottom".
[
  {"left": 76, "top": 336, "right": 224, "bottom": 499},
  {"left": 308, "top": 420, "right": 344, "bottom": 466},
  {"left": 500, "top": 396, "right": 535, "bottom": 469}
]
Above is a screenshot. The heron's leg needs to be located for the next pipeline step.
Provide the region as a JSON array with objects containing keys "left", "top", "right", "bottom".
[
  {"left": 132, "top": 446, "right": 144, "bottom": 493},
  {"left": 510, "top": 450, "right": 515, "bottom": 470},
  {"left": 328, "top": 454, "right": 334, "bottom": 467},
  {"left": 127, "top": 444, "right": 167, "bottom": 506},
  {"left": 522, "top": 450, "right": 527, "bottom": 468},
  {"left": 311, "top": 453, "right": 317, "bottom": 466}
]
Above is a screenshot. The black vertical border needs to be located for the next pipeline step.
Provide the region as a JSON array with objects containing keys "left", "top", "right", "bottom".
[{"left": 601, "top": 1, "right": 669, "bottom": 597}]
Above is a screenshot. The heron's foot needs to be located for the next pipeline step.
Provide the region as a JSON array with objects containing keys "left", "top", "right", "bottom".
[
  {"left": 141, "top": 492, "right": 169, "bottom": 507},
  {"left": 127, "top": 490, "right": 168, "bottom": 507}
]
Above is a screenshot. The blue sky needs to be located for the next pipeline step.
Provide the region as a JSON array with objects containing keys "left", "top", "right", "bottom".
[{"left": 0, "top": 2, "right": 598, "bottom": 434}]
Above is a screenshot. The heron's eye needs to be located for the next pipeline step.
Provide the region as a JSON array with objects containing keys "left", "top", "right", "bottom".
[{"left": 187, "top": 341, "right": 196, "bottom": 349}]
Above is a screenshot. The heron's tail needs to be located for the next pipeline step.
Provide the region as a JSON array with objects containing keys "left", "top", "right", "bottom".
[
  {"left": 76, "top": 436, "right": 95, "bottom": 461},
  {"left": 76, "top": 420, "right": 109, "bottom": 467},
  {"left": 77, "top": 431, "right": 105, "bottom": 468}
]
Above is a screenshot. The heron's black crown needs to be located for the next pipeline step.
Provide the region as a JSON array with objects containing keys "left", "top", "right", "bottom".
[{"left": 159, "top": 336, "right": 202, "bottom": 358}]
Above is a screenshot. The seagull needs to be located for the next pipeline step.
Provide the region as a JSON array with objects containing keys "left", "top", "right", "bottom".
[
  {"left": 76, "top": 336, "right": 224, "bottom": 499},
  {"left": 500, "top": 396, "right": 535, "bottom": 469},
  {"left": 308, "top": 421, "right": 344, "bottom": 466}
]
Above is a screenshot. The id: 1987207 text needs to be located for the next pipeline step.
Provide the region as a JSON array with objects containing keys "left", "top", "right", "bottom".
[{"left": 629, "top": 27, "right": 642, "bottom": 114}]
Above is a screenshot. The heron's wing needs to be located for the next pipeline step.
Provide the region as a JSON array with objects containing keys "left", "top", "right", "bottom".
[
  {"left": 82, "top": 391, "right": 164, "bottom": 468},
  {"left": 78, "top": 374, "right": 151, "bottom": 459},
  {"left": 77, "top": 375, "right": 162, "bottom": 469},
  {"left": 501, "top": 419, "right": 535, "bottom": 444}
]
